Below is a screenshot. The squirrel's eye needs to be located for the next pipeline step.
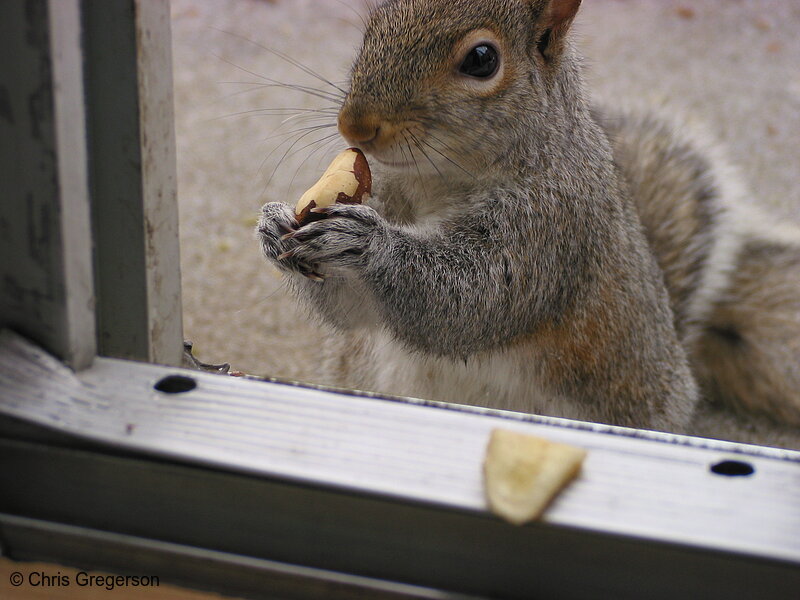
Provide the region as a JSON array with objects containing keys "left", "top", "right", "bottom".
[{"left": 459, "top": 44, "right": 499, "bottom": 79}]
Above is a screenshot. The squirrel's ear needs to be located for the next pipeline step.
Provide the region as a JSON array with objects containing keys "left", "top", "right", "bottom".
[{"left": 535, "top": 0, "right": 581, "bottom": 60}]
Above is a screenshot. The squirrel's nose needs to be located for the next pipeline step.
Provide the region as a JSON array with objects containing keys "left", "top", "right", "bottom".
[{"left": 338, "top": 109, "right": 381, "bottom": 145}]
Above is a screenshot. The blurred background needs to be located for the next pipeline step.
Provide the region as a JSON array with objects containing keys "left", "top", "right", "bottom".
[{"left": 170, "top": 0, "right": 800, "bottom": 381}]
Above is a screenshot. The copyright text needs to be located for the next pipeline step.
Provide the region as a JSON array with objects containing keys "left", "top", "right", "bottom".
[{"left": 10, "top": 570, "right": 159, "bottom": 590}]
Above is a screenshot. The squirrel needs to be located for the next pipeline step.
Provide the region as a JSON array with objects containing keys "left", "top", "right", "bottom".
[{"left": 257, "top": 0, "right": 800, "bottom": 433}]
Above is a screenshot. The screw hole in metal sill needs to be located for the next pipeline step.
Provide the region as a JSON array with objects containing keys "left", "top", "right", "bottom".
[
  {"left": 154, "top": 375, "right": 197, "bottom": 394},
  {"left": 710, "top": 460, "right": 755, "bottom": 477}
]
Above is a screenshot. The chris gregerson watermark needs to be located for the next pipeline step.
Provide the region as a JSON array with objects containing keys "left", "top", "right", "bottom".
[{"left": 9, "top": 569, "right": 159, "bottom": 590}]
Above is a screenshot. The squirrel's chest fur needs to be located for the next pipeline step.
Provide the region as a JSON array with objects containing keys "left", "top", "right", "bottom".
[{"left": 322, "top": 328, "right": 586, "bottom": 419}]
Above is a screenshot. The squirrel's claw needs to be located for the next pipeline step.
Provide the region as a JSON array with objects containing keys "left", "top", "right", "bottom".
[{"left": 301, "top": 270, "right": 326, "bottom": 282}]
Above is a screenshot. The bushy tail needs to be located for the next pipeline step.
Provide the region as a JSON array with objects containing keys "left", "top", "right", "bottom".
[
  {"left": 596, "top": 103, "right": 800, "bottom": 426},
  {"left": 695, "top": 236, "right": 800, "bottom": 425}
]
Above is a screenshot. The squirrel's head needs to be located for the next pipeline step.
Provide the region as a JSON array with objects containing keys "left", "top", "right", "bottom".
[{"left": 338, "top": 0, "right": 582, "bottom": 180}]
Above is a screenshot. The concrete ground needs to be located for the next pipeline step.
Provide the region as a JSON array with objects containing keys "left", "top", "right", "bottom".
[{"left": 170, "top": 0, "right": 800, "bottom": 446}]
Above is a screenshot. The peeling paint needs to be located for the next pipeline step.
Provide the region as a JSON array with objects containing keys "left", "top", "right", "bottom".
[{"left": 136, "top": 0, "right": 183, "bottom": 366}]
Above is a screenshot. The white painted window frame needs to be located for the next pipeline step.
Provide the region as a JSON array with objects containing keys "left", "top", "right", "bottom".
[{"left": 0, "top": 2, "right": 798, "bottom": 599}]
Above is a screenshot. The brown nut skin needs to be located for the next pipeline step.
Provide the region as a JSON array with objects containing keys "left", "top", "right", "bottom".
[{"left": 295, "top": 148, "right": 372, "bottom": 226}]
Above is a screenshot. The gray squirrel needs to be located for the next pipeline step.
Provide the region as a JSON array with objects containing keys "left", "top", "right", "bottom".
[{"left": 257, "top": 0, "right": 800, "bottom": 433}]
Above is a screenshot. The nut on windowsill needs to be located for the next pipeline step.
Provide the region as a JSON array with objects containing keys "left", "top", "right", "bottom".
[
  {"left": 483, "top": 428, "right": 586, "bottom": 525},
  {"left": 295, "top": 147, "right": 371, "bottom": 225}
]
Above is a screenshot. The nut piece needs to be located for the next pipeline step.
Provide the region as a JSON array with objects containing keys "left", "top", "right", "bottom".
[
  {"left": 295, "top": 147, "right": 372, "bottom": 225},
  {"left": 483, "top": 428, "right": 586, "bottom": 525}
]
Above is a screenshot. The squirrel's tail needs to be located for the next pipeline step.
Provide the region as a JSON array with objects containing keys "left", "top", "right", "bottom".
[
  {"left": 695, "top": 233, "right": 800, "bottom": 425},
  {"left": 596, "top": 101, "right": 800, "bottom": 426}
]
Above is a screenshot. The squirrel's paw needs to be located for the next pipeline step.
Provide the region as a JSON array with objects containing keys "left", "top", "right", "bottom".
[
  {"left": 256, "top": 202, "right": 325, "bottom": 280},
  {"left": 280, "top": 204, "right": 386, "bottom": 274}
]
